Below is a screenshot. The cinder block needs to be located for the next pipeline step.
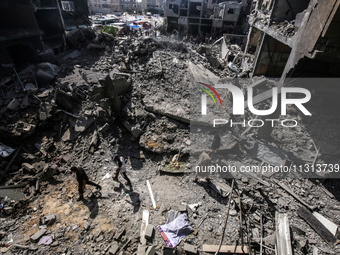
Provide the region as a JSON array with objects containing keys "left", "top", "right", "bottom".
[
  {"left": 183, "top": 243, "right": 198, "bottom": 254},
  {"left": 30, "top": 229, "right": 47, "bottom": 243},
  {"left": 145, "top": 224, "right": 154, "bottom": 239},
  {"left": 43, "top": 214, "right": 56, "bottom": 225},
  {"left": 179, "top": 204, "right": 187, "bottom": 213}
]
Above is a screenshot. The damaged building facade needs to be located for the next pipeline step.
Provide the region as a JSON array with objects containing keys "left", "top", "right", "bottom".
[
  {"left": 146, "top": 0, "right": 164, "bottom": 15},
  {"left": 0, "top": 0, "right": 90, "bottom": 72},
  {"left": 88, "top": 0, "right": 142, "bottom": 14},
  {"left": 164, "top": 0, "right": 251, "bottom": 36},
  {"left": 245, "top": 0, "right": 340, "bottom": 79}
]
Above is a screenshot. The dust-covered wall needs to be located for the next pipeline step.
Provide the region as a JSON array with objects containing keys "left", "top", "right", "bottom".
[{"left": 271, "top": 0, "right": 310, "bottom": 23}]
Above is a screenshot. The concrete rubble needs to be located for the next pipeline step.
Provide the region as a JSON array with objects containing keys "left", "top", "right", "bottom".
[{"left": 0, "top": 9, "right": 340, "bottom": 255}]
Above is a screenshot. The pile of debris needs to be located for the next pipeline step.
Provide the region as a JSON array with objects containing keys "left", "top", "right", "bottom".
[
  {"left": 271, "top": 20, "right": 296, "bottom": 37},
  {"left": 0, "top": 26, "right": 340, "bottom": 255}
]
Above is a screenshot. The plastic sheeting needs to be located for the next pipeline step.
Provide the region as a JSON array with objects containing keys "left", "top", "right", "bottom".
[
  {"left": 0, "top": 143, "right": 15, "bottom": 157},
  {"left": 157, "top": 211, "right": 193, "bottom": 247}
]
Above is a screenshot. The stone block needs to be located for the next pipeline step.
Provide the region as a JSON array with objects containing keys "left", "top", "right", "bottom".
[
  {"left": 109, "top": 244, "right": 119, "bottom": 255},
  {"left": 183, "top": 243, "right": 198, "bottom": 254},
  {"left": 145, "top": 224, "right": 154, "bottom": 239},
  {"left": 30, "top": 229, "right": 47, "bottom": 243},
  {"left": 43, "top": 214, "right": 56, "bottom": 225},
  {"left": 178, "top": 204, "right": 187, "bottom": 213}
]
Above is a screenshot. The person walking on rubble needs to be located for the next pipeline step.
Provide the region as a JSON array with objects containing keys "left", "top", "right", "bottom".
[
  {"left": 113, "top": 154, "right": 131, "bottom": 186},
  {"left": 71, "top": 166, "right": 101, "bottom": 201}
]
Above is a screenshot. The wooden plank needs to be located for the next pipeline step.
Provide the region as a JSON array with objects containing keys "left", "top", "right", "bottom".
[
  {"left": 275, "top": 181, "right": 313, "bottom": 210},
  {"left": 214, "top": 179, "right": 235, "bottom": 255},
  {"left": 319, "top": 185, "right": 335, "bottom": 199},
  {"left": 137, "top": 209, "right": 149, "bottom": 255},
  {"left": 244, "top": 172, "right": 271, "bottom": 187},
  {"left": 313, "top": 212, "right": 338, "bottom": 236},
  {"left": 297, "top": 207, "right": 339, "bottom": 247},
  {"left": 202, "top": 244, "right": 248, "bottom": 254},
  {"left": 275, "top": 213, "right": 293, "bottom": 255}
]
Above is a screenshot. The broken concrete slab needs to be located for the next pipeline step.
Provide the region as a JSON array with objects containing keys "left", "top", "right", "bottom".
[
  {"left": 145, "top": 246, "right": 156, "bottom": 255},
  {"left": 183, "top": 243, "right": 198, "bottom": 254},
  {"left": 313, "top": 212, "right": 338, "bottom": 236},
  {"left": 109, "top": 72, "right": 131, "bottom": 96},
  {"left": 143, "top": 95, "right": 190, "bottom": 124},
  {"left": 98, "top": 74, "right": 124, "bottom": 114},
  {"left": 201, "top": 244, "right": 248, "bottom": 254},
  {"left": 109, "top": 244, "right": 119, "bottom": 255},
  {"left": 114, "top": 229, "right": 125, "bottom": 241},
  {"left": 276, "top": 213, "right": 293, "bottom": 255},
  {"left": 297, "top": 207, "right": 339, "bottom": 247},
  {"left": 30, "top": 229, "right": 47, "bottom": 243},
  {"left": 43, "top": 214, "right": 56, "bottom": 225},
  {"left": 178, "top": 204, "right": 187, "bottom": 213},
  {"left": 145, "top": 224, "right": 154, "bottom": 239}
]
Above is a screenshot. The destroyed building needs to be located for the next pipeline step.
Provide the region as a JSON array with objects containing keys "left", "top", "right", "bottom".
[
  {"left": 0, "top": 0, "right": 89, "bottom": 72},
  {"left": 246, "top": 0, "right": 340, "bottom": 79},
  {"left": 88, "top": 0, "right": 122, "bottom": 14},
  {"left": 2, "top": 0, "right": 340, "bottom": 255},
  {"left": 88, "top": 0, "right": 145, "bottom": 14},
  {"left": 164, "top": 0, "right": 251, "bottom": 36},
  {"left": 146, "top": 0, "right": 164, "bottom": 15}
]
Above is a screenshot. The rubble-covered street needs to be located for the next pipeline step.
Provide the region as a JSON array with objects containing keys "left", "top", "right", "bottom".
[{"left": 2, "top": 0, "right": 340, "bottom": 255}]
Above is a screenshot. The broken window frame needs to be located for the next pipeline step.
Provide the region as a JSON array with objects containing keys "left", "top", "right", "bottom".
[
  {"left": 61, "top": 1, "right": 75, "bottom": 12},
  {"left": 227, "top": 8, "right": 235, "bottom": 14}
]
